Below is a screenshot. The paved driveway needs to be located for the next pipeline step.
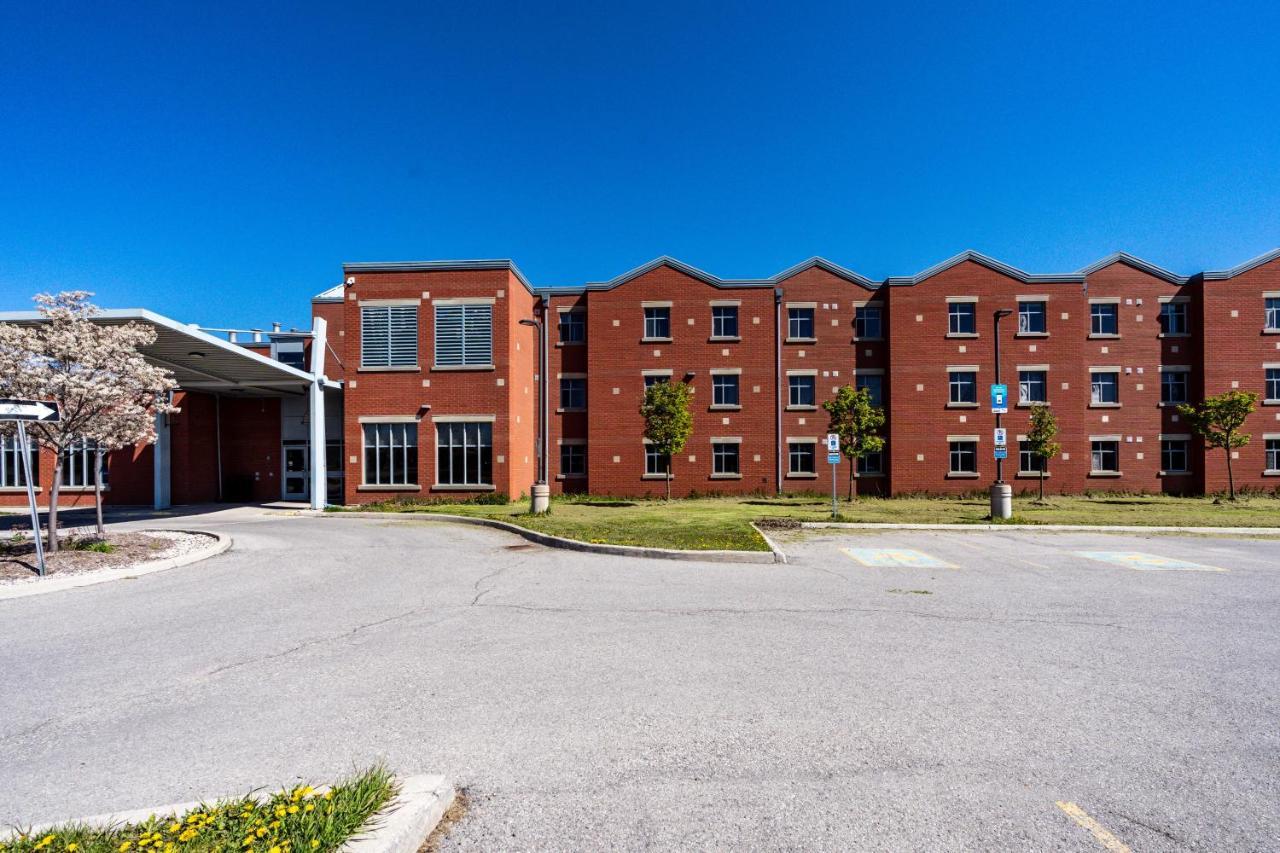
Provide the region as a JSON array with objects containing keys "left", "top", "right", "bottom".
[{"left": 2, "top": 510, "right": 1278, "bottom": 850}]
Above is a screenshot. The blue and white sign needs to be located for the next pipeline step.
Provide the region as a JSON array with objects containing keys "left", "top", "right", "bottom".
[
  {"left": 825, "top": 433, "right": 840, "bottom": 453},
  {"left": 993, "top": 427, "right": 1007, "bottom": 446},
  {"left": 994, "top": 446, "right": 1008, "bottom": 460},
  {"left": 990, "top": 384, "right": 1008, "bottom": 414},
  {"left": 828, "top": 453, "right": 842, "bottom": 465}
]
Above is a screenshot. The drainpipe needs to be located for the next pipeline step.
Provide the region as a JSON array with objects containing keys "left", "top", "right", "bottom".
[{"left": 775, "top": 286, "right": 784, "bottom": 494}]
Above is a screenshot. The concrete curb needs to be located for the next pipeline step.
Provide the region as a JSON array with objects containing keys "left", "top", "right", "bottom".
[
  {"left": 748, "top": 522, "right": 789, "bottom": 564},
  {"left": 0, "top": 530, "right": 232, "bottom": 602},
  {"left": 801, "top": 521, "right": 1280, "bottom": 536},
  {"left": 304, "top": 510, "right": 784, "bottom": 564},
  {"left": 6, "top": 774, "right": 454, "bottom": 853}
]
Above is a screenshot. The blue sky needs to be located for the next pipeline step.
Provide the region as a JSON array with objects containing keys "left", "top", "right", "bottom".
[{"left": 2, "top": 1, "right": 1278, "bottom": 330}]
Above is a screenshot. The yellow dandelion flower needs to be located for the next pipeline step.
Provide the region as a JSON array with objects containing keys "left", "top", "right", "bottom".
[
  {"left": 255, "top": 828, "right": 267, "bottom": 838},
  {"left": 287, "top": 806, "right": 298, "bottom": 815},
  {"left": 310, "top": 842, "right": 319, "bottom": 850},
  {"left": 120, "top": 843, "right": 133, "bottom": 852},
  {"left": 303, "top": 804, "right": 314, "bottom": 813},
  {"left": 269, "top": 847, "right": 281, "bottom": 853},
  {"left": 67, "top": 845, "right": 79, "bottom": 852},
  {"left": 322, "top": 792, "right": 332, "bottom": 801}
]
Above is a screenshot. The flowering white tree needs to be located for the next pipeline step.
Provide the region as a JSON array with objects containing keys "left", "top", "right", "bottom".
[{"left": 0, "top": 292, "right": 178, "bottom": 549}]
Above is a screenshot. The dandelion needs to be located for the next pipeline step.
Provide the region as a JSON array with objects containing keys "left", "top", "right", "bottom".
[
  {"left": 287, "top": 806, "right": 299, "bottom": 815},
  {"left": 67, "top": 845, "right": 79, "bottom": 852},
  {"left": 269, "top": 847, "right": 281, "bottom": 853},
  {"left": 303, "top": 804, "right": 314, "bottom": 813},
  {"left": 310, "top": 843, "right": 320, "bottom": 850},
  {"left": 120, "top": 843, "right": 133, "bottom": 852}
]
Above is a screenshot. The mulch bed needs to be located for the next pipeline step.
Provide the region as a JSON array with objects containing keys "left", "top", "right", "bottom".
[{"left": 0, "top": 530, "right": 197, "bottom": 582}]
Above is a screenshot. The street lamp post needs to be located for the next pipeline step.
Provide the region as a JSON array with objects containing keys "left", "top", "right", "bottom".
[
  {"left": 519, "top": 313, "right": 550, "bottom": 514},
  {"left": 990, "top": 308, "right": 1014, "bottom": 519}
]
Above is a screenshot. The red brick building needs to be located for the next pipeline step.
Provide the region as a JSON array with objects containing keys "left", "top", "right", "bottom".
[{"left": 5, "top": 248, "right": 1279, "bottom": 508}]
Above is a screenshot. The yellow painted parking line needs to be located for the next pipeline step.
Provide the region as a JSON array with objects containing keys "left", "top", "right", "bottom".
[
  {"left": 1055, "top": 801, "right": 1131, "bottom": 852},
  {"left": 840, "top": 547, "right": 956, "bottom": 569}
]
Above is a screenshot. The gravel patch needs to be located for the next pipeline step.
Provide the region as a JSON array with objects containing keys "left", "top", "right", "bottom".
[{"left": 0, "top": 530, "right": 216, "bottom": 585}]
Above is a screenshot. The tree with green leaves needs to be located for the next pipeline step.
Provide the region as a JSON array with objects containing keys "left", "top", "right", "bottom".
[
  {"left": 1178, "top": 390, "right": 1258, "bottom": 501},
  {"left": 1025, "top": 403, "right": 1060, "bottom": 503},
  {"left": 640, "top": 380, "right": 693, "bottom": 500},
  {"left": 822, "top": 384, "right": 886, "bottom": 501}
]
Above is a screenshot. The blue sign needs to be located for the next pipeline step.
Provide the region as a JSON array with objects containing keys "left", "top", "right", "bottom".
[
  {"left": 990, "top": 383, "right": 1008, "bottom": 414},
  {"left": 827, "top": 453, "right": 842, "bottom": 465},
  {"left": 994, "top": 446, "right": 1008, "bottom": 460}
]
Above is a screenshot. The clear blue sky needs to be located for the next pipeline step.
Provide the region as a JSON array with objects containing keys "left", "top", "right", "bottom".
[{"left": 3, "top": 1, "right": 1278, "bottom": 330}]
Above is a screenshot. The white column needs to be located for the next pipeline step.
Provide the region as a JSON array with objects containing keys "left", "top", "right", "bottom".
[
  {"left": 153, "top": 409, "right": 171, "bottom": 510},
  {"left": 308, "top": 316, "right": 328, "bottom": 510}
]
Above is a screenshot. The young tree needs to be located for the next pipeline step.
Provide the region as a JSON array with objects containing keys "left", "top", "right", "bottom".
[
  {"left": 1025, "top": 403, "right": 1061, "bottom": 503},
  {"left": 0, "top": 292, "right": 178, "bottom": 549},
  {"left": 640, "top": 380, "right": 693, "bottom": 500},
  {"left": 1178, "top": 390, "right": 1258, "bottom": 501},
  {"left": 822, "top": 384, "right": 886, "bottom": 501}
]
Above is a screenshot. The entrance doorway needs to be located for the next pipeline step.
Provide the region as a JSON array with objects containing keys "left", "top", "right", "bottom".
[{"left": 282, "top": 440, "right": 309, "bottom": 501}]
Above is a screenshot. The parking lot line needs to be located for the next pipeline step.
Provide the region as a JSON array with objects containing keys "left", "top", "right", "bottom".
[
  {"left": 1055, "top": 801, "right": 1131, "bottom": 852},
  {"left": 840, "top": 547, "right": 956, "bottom": 569},
  {"left": 1073, "top": 551, "right": 1227, "bottom": 572}
]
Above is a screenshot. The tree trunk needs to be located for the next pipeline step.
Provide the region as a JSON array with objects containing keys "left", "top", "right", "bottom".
[
  {"left": 848, "top": 462, "right": 857, "bottom": 502},
  {"left": 48, "top": 455, "right": 62, "bottom": 553},
  {"left": 1225, "top": 442, "right": 1236, "bottom": 501},
  {"left": 94, "top": 447, "right": 105, "bottom": 537},
  {"left": 665, "top": 458, "right": 672, "bottom": 501},
  {"left": 1039, "top": 458, "right": 1046, "bottom": 502}
]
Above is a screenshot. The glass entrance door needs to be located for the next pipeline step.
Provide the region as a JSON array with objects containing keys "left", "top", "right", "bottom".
[{"left": 283, "top": 442, "right": 309, "bottom": 501}]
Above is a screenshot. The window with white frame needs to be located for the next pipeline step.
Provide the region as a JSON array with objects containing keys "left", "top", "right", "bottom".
[
  {"left": 1160, "top": 301, "right": 1189, "bottom": 335},
  {"left": 787, "top": 307, "right": 815, "bottom": 340},
  {"left": 434, "top": 303, "right": 492, "bottom": 367},
  {"left": 1266, "top": 297, "right": 1280, "bottom": 332},
  {"left": 1090, "top": 303, "right": 1119, "bottom": 335},
  {"left": 711, "top": 305, "right": 739, "bottom": 339},
  {"left": 1018, "top": 301, "right": 1046, "bottom": 334},
  {"left": 643, "top": 373, "right": 670, "bottom": 390},
  {"left": 711, "top": 441, "right": 740, "bottom": 476},
  {"left": 949, "top": 370, "right": 978, "bottom": 405},
  {"left": 643, "top": 306, "right": 671, "bottom": 339},
  {"left": 361, "top": 305, "right": 418, "bottom": 368},
  {"left": 1091, "top": 371, "right": 1119, "bottom": 405},
  {"left": 1018, "top": 440, "right": 1044, "bottom": 475},
  {"left": 857, "top": 450, "right": 883, "bottom": 475},
  {"left": 788, "top": 442, "right": 816, "bottom": 475},
  {"left": 854, "top": 305, "right": 882, "bottom": 339},
  {"left": 1018, "top": 370, "right": 1047, "bottom": 404},
  {"left": 948, "top": 301, "right": 976, "bottom": 335},
  {"left": 362, "top": 422, "right": 418, "bottom": 486},
  {"left": 1267, "top": 437, "right": 1280, "bottom": 473},
  {"left": 1091, "top": 439, "right": 1120, "bottom": 473},
  {"left": 1161, "top": 369, "right": 1189, "bottom": 405},
  {"left": 0, "top": 435, "right": 38, "bottom": 488},
  {"left": 788, "top": 374, "right": 816, "bottom": 408},
  {"left": 436, "top": 421, "right": 492, "bottom": 486},
  {"left": 712, "top": 373, "right": 740, "bottom": 407},
  {"left": 61, "top": 439, "right": 106, "bottom": 488},
  {"left": 1161, "top": 438, "right": 1189, "bottom": 473},
  {"left": 560, "top": 377, "right": 586, "bottom": 410},
  {"left": 1267, "top": 367, "right": 1280, "bottom": 403},
  {"left": 949, "top": 440, "right": 978, "bottom": 474},
  {"left": 856, "top": 373, "right": 883, "bottom": 407},
  {"left": 558, "top": 311, "right": 585, "bottom": 344},
  {"left": 644, "top": 443, "right": 670, "bottom": 476},
  {"left": 560, "top": 443, "right": 586, "bottom": 477}
]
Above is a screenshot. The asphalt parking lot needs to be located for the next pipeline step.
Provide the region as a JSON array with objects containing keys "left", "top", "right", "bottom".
[{"left": 1, "top": 509, "right": 1277, "bottom": 850}]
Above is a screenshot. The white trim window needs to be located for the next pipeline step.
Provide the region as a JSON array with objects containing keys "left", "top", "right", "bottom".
[
  {"left": 436, "top": 422, "right": 493, "bottom": 487},
  {"left": 948, "top": 440, "right": 978, "bottom": 474},
  {"left": 1161, "top": 438, "right": 1189, "bottom": 474},
  {"left": 560, "top": 377, "right": 586, "bottom": 410},
  {"left": 361, "top": 305, "right": 418, "bottom": 368},
  {"left": 855, "top": 373, "right": 883, "bottom": 407},
  {"left": 856, "top": 450, "right": 883, "bottom": 476},
  {"left": 788, "top": 374, "right": 816, "bottom": 408},
  {"left": 644, "top": 443, "right": 670, "bottom": 476},
  {"left": 1018, "top": 301, "right": 1046, "bottom": 334},
  {"left": 1266, "top": 367, "right": 1280, "bottom": 403},
  {"left": 1091, "top": 371, "right": 1119, "bottom": 405},
  {"left": 1090, "top": 303, "right": 1119, "bottom": 336},
  {"left": 949, "top": 371, "right": 978, "bottom": 405},
  {"left": 62, "top": 439, "right": 106, "bottom": 488},
  {"left": 1266, "top": 437, "right": 1280, "bottom": 473},
  {"left": 712, "top": 373, "right": 740, "bottom": 407},
  {"left": 854, "top": 305, "right": 882, "bottom": 340},
  {"left": 1159, "top": 301, "right": 1189, "bottom": 335},
  {"left": 787, "top": 307, "right": 815, "bottom": 340},
  {"left": 711, "top": 305, "right": 739, "bottom": 339},
  {"left": 711, "top": 441, "right": 740, "bottom": 476},
  {"left": 559, "top": 443, "right": 587, "bottom": 477},
  {"left": 1018, "top": 440, "right": 1045, "bottom": 476},
  {"left": 643, "top": 306, "right": 671, "bottom": 340},
  {"left": 1161, "top": 370, "right": 1189, "bottom": 405},
  {"left": 363, "top": 422, "right": 418, "bottom": 486},
  {"left": 1091, "top": 439, "right": 1120, "bottom": 474},
  {"left": 435, "top": 304, "right": 493, "bottom": 367},
  {"left": 1266, "top": 297, "right": 1280, "bottom": 332},
  {"left": 558, "top": 310, "right": 585, "bottom": 344},
  {"left": 0, "top": 435, "right": 38, "bottom": 488},
  {"left": 948, "top": 301, "right": 976, "bottom": 335},
  {"left": 1018, "top": 370, "right": 1047, "bottom": 404},
  {"left": 788, "top": 441, "right": 816, "bottom": 475}
]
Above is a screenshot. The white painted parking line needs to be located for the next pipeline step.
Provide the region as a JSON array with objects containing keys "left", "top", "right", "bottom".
[
  {"left": 1073, "top": 551, "right": 1226, "bottom": 573},
  {"left": 841, "top": 547, "right": 956, "bottom": 569},
  {"left": 1056, "top": 801, "right": 1131, "bottom": 852}
]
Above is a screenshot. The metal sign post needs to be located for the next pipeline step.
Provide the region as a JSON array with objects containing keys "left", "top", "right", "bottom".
[
  {"left": 826, "top": 433, "right": 841, "bottom": 519},
  {"left": 1, "top": 398, "right": 60, "bottom": 578}
]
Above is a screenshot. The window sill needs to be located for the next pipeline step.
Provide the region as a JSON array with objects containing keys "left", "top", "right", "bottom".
[
  {"left": 946, "top": 333, "right": 979, "bottom": 339},
  {"left": 1015, "top": 472, "right": 1050, "bottom": 478},
  {"left": 556, "top": 408, "right": 587, "bottom": 414},
  {"left": 1263, "top": 329, "right": 1280, "bottom": 335},
  {"left": 1264, "top": 470, "right": 1280, "bottom": 477},
  {"left": 786, "top": 472, "right": 819, "bottom": 479},
  {"left": 785, "top": 405, "right": 818, "bottom": 412},
  {"left": 785, "top": 337, "right": 818, "bottom": 344},
  {"left": 1088, "top": 471, "right": 1123, "bottom": 478},
  {"left": 710, "top": 405, "right": 742, "bottom": 411},
  {"left": 555, "top": 473, "right": 587, "bottom": 480},
  {"left": 555, "top": 341, "right": 585, "bottom": 348},
  {"left": 854, "top": 472, "right": 885, "bottom": 479},
  {"left": 947, "top": 402, "right": 979, "bottom": 409},
  {"left": 431, "top": 364, "right": 495, "bottom": 372},
  {"left": 853, "top": 337, "right": 884, "bottom": 343},
  {"left": 1014, "top": 332, "right": 1049, "bottom": 338},
  {"left": 1158, "top": 333, "right": 1191, "bottom": 339},
  {"left": 1263, "top": 399, "right": 1280, "bottom": 406},
  {"left": 710, "top": 473, "right": 742, "bottom": 480},
  {"left": 431, "top": 483, "right": 496, "bottom": 491},
  {"left": 709, "top": 336, "right": 741, "bottom": 343},
  {"left": 1016, "top": 401, "right": 1049, "bottom": 408},
  {"left": 641, "top": 337, "right": 673, "bottom": 344},
  {"left": 1157, "top": 402, "right": 1188, "bottom": 408},
  {"left": 1089, "top": 403, "right": 1122, "bottom": 409},
  {"left": 0, "top": 486, "right": 42, "bottom": 493},
  {"left": 1159, "top": 470, "right": 1191, "bottom": 477},
  {"left": 57, "top": 486, "right": 110, "bottom": 493},
  {"left": 946, "top": 472, "right": 980, "bottom": 479},
  {"left": 641, "top": 473, "right": 673, "bottom": 480},
  {"left": 358, "top": 365, "right": 420, "bottom": 373},
  {"left": 1088, "top": 334, "right": 1121, "bottom": 340},
  {"left": 357, "top": 484, "right": 420, "bottom": 491}
]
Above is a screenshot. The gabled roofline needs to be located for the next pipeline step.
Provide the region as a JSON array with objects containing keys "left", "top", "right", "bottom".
[
  {"left": 1077, "top": 252, "right": 1189, "bottom": 284},
  {"left": 772, "top": 256, "right": 878, "bottom": 290},
  {"left": 341, "top": 259, "right": 536, "bottom": 294},
  {"left": 580, "top": 256, "right": 775, "bottom": 291},
  {"left": 884, "top": 250, "right": 1085, "bottom": 286},
  {"left": 1203, "top": 248, "right": 1280, "bottom": 281},
  {"left": 312, "top": 284, "right": 344, "bottom": 303}
]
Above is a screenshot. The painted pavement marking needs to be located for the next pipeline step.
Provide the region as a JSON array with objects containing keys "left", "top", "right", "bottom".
[
  {"left": 1073, "top": 551, "right": 1227, "bottom": 573},
  {"left": 1055, "top": 801, "right": 1132, "bottom": 852},
  {"left": 840, "top": 547, "right": 957, "bottom": 569}
]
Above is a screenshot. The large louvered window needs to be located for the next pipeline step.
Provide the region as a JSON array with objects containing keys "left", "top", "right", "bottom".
[
  {"left": 360, "top": 305, "right": 418, "bottom": 368},
  {"left": 435, "top": 304, "right": 493, "bottom": 367}
]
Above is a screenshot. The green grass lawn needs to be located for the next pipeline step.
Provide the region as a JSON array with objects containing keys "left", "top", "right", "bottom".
[{"left": 333, "top": 492, "right": 1280, "bottom": 552}]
